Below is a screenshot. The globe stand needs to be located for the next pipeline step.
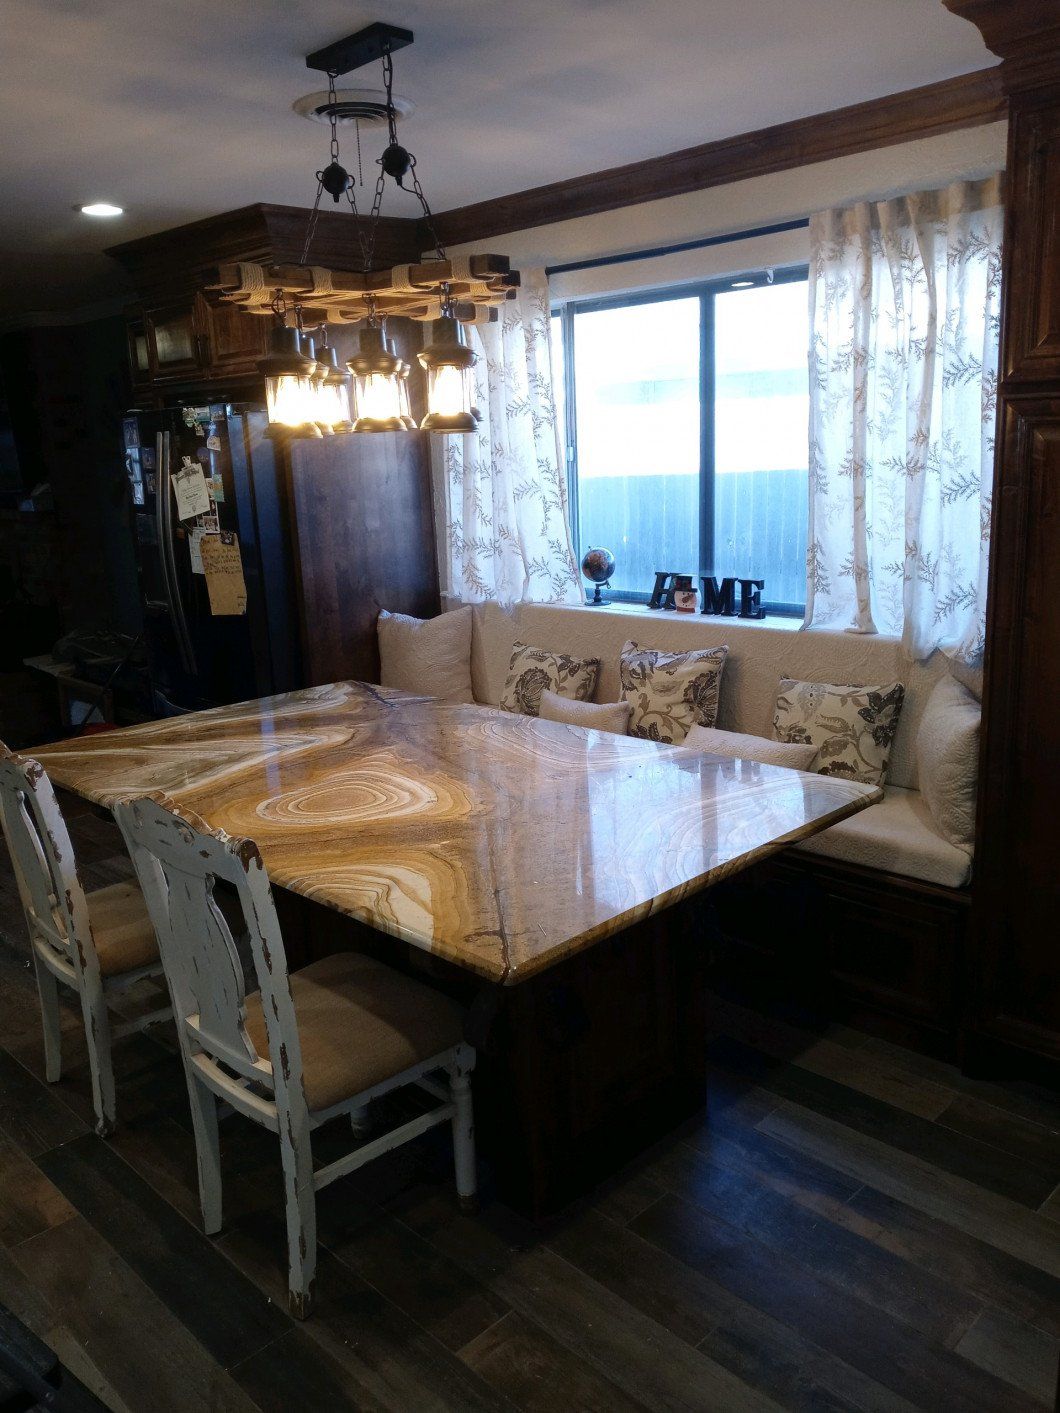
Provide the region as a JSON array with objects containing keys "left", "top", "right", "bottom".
[{"left": 587, "top": 581, "right": 611, "bottom": 606}]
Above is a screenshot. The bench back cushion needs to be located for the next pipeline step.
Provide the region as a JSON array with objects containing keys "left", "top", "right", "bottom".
[{"left": 467, "top": 602, "right": 949, "bottom": 791}]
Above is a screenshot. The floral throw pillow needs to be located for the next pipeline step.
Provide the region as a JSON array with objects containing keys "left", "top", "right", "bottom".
[
  {"left": 499, "top": 642, "right": 600, "bottom": 717},
  {"left": 619, "top": 640, "right": 728, "bottom": 743},
  {"left": 772, "top": 678, "right": 906, "bottom": 785}
]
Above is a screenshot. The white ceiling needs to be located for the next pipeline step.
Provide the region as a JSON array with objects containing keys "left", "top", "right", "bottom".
[{"left": 0, "top": 0, "right": 994, "bottom": 316}]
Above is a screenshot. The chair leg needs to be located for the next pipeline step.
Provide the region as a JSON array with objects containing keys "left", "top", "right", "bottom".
[
  {"left": 279, "top": 1126, "right": 317, "bottom": 1319},
  {"left": 449, "top": 1058, "right": 478, "bottom": 1213},
  {"left": 31, "top": 953, "right": 63, "bottom": 1084},
  {"left": 80, "top": 983, "right": 116, "bottom": 1138},
  {"left": 186, "top": 1072, "right": 223, "bottom": 1235}
]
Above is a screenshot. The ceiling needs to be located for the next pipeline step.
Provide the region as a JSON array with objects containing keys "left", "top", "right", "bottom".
[{"left": 0, "top": 0, "right": 994, "bottom": 318}]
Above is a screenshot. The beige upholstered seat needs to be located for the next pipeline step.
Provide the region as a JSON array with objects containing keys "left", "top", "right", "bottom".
[
  {"left": 245, "top": 952, "right": 466, "bottom": 1112},
  {"left": 82, "top": 882, "right": 159, "bottom": 976}
]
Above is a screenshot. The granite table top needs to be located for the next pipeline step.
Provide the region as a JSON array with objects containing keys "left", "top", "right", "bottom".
[{"left": 29, "top": 682, "right": 882, "bottom": 985}]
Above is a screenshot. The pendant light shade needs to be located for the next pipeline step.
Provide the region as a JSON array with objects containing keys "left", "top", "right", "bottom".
[
  {"left": 347, "top": 324, "right": 404, "bottom": 432},
  {"left": 392, "top": 341, "right": 417, "bottom": 430},
  {"left": 258, "top": 326, "right": 323, "bottom": 437},
  {"left": 299, "top": 336, "right": 334, "bottom": 435},
  {"left": 417, "top": 316, "right": 479, "bottom": 433},
  {"left": 318, "top": 345, "right": 354, "bottom": 433}
]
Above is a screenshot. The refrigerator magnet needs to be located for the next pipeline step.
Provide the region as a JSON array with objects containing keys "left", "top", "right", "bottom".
[
  {"left": 206, "top": 434, "right": 222, "bottom": 451},
  {"left": 208, "top": 474, "right": 225, "bottom": 503},
  {"left": 172, "top": 457, "right": 211, "bottom": 520}
]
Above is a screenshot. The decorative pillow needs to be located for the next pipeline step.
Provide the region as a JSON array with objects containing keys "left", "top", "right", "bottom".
[
  {"left": 377, "top": 607, "right": 473, "bottom": 704},
  {"left": 619, "top": 640, "right": 728, "bottom": 744},
  {"left": 772, "top": 678, "right": 905, "bottom": 786},
  {"left": 539, "top": 690, "right": 631, "bottom": 735},
  {"left": 915, "top": 675, "right": 980, "bottom": 852},
  {"left": 499, "top": 642, "right": 600, "bottom": 717},
  {"left": 684, "top": 725, "right": 817, "bottom": 770}
]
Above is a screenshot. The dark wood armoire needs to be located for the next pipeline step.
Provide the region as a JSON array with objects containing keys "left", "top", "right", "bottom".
[{"left": 944, "top": 1, "right": 1060, "bottom": 1075}]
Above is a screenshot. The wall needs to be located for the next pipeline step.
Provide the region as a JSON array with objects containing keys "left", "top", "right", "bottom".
[
  {"left": 0, "top": 315, "right": 141, "bottom": 640},
  {"left": 447, "top": 123, "right": 1009, "bottom": 297}
]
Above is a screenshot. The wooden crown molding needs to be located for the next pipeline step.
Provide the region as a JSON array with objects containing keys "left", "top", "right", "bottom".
[
  {"left": 942, "top": 2, "right": 1060, "bottom": 93},
  {"left": 429, "top": 68, "right": 1006, "bottom": 248}
]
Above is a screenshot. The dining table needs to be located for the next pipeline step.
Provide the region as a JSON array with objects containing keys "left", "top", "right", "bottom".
[{"left": 30, "top": 679, "right": 882, "bottom": 1216}]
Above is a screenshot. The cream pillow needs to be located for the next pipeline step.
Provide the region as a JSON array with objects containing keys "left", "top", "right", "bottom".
[
  {"left": 539, "top": 690, "right": 631, "bottom": 735},
  {"left": 619, "top": 640, "right": 728, "bottom": 744},
  {"left": 684, "top": 725, "right": 817, "bottom": 770},
  {"left": 377, "top": 608, "right": 473, "bottom": 704},
  {"left": 499, "top": 642, "right": 600, "bottom": 717},
  {"left": 773, "top": 678, "right": 905, "bottom": 786},
  {"left": 915, "top": 675, "right": 980, "bottom": 852}
]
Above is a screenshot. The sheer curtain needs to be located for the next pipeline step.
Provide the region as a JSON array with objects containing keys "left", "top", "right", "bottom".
[
  {"left": 804, "top": 176, "right": 1003, "bottom": 662},
  {"left": 437, "top": 269, "right": 582, "bottom": 605}
]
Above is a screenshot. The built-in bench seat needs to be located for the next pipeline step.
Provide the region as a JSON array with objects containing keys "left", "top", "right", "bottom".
[{"left": 465, "top": 599, "right": 976, "bottom": 893}]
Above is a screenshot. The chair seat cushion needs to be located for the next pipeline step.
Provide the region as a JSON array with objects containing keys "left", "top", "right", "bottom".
[
  {"left": 244, "top": 952, "right": 466, "bottom": 1113},
  {"left": 793, "top": 785, "right": 972, "bottom": 888},
  {"left": 86, "top": 882, "right": 159, "bottom": 976}
]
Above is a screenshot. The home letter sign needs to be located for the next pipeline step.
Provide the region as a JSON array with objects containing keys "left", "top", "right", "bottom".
[{"left": 699, "top": 576, "right": 766, "bottom": 619}]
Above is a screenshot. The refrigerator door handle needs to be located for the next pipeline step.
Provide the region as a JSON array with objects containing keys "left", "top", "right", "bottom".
[{"left": 158, "top": 430, "right": 198, "bottom": 675}]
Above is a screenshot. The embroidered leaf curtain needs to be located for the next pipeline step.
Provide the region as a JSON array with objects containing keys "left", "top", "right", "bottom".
[
  {"left": 437, "top": 269, "right": 582, "bottom": 605},
  {"left": 805, "top": 176, "right": 1003, "bottom": 662}
]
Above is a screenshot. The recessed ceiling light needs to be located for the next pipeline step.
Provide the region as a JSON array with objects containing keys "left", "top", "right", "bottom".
[
  {"left": 79, "top": 202, "right": 124, "bottom": 217},
  {"left": 730, "top": 279, "right": 755, "bottom": 288}
]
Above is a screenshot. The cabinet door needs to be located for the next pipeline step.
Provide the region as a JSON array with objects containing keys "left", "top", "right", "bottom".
[
  {"left": 127, "top": 317, "right": 151, "bottom": 388},
  {"left": 146, "top": 304, "right": 202, "bottom": 379},
  {"left": 198, "top": 295, "right": 269, "bottom": 374}
]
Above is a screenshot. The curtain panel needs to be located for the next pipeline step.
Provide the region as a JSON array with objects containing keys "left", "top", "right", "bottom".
[
  {"left": 437, "top": 269, "right": 582, "bottom": 605},
  {"left": 805, "top": 176, "right": 1003, "bottom": 662}
]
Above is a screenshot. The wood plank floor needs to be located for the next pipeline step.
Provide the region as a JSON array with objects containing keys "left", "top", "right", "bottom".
[{"left": 0, "top": 803, "right": 1058, "bottom": 1411}]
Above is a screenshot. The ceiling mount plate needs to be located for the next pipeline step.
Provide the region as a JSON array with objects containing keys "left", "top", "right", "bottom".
[{"left": 306, "top": 22, "right": 413, "bottom": 77}]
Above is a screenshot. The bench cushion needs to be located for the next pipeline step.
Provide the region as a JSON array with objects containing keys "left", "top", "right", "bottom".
[{"left": 793, "top": 785, "right": 972, "bottom": 888}]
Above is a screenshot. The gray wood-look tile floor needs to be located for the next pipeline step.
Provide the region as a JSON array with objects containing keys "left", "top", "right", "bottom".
[{"left": 0, "top": 801, "right": 1058, "bottom": 1412}]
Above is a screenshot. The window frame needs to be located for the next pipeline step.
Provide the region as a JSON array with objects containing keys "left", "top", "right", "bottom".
[{"left": 554, "top": 264, "right": 810, "bottom": 616}]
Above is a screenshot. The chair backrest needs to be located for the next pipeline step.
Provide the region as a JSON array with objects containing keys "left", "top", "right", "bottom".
[
  {"left": 0, "top": 745, "right": 97, "bottom": 981},
  {"left": 114, "top": 794, "right": 309, "bottom": 1121}
]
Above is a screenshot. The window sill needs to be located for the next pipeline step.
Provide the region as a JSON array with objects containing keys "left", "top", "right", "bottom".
[{"left": 558, "top": 600, "right": 804, "bottom": 631}]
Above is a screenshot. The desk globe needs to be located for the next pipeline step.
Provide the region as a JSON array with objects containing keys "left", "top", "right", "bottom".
[{"left": 581, "top": 546, "right": 615, "bottom": 606}]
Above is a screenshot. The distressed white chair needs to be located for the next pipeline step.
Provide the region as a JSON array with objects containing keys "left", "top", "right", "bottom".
[
  {"left": 0, "top": 746, "right": 170, "bottom": 1136},
  {"left": 115, "top": 793, "right": 477, "bottom": 1319}
]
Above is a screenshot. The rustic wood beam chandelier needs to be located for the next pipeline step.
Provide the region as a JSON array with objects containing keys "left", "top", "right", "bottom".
[{"left": 204, "top": 22, "right": 519, "bottom": 435}]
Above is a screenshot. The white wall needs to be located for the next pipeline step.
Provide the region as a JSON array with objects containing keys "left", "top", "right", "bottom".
[{"left": 447, "top": 123, "right": 1008, "bottom": 300}]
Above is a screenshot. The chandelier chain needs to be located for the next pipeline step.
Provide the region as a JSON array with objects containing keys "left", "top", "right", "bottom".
[{"left": 299, "top": 178, "right": 325, "bottom": 268}]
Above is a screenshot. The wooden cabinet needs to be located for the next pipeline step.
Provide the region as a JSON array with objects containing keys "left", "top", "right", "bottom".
[
  {"left": 130, "top": 294, "right": 269, "bottom": 391},
  {"left": 145, "top": 302, "right": 202, "bottom": 380},
  {"left": 200, "top": 299, "right": 269, "bottom": 374}
]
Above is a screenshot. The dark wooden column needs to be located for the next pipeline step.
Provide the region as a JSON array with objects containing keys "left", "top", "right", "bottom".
[{"left": 943, "top": 1, "right": 1060, "bottom": 1073}]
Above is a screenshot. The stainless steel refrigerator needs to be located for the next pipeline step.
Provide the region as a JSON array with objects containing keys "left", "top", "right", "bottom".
[{"left": 122, "top": 404, "right": 301, "bottom": 713}]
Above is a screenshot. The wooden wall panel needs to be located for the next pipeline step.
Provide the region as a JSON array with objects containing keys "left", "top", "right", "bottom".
[{"left": 287, "top": 433, "right": 440, "bottom": 688}]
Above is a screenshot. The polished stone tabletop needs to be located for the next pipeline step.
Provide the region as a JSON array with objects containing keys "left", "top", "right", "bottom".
[{"left": 31, "top": 682, "right": 882, "bottom": 985}]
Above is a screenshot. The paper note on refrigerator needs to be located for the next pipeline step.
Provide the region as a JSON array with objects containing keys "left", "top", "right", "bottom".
[
  {"left": 188, "top": 527, "right": 216, "bottom": 575},
  {"left": 172, "top": 457, "right": 211, "bottom": 520},
  {"left": 199, "top": 531, "right": 247, "bottom": 615}
]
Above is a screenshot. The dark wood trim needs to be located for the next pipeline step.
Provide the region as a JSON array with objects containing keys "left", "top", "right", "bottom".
[
  {"left": 943, "top": 0, "right": 1060, "bottom": 1073},
  {"left": 942, "top": 2, "right": 1060, "bottom": 93},
  {"left": 429, "top": 68, "right": 1006, "bottom": 248}
]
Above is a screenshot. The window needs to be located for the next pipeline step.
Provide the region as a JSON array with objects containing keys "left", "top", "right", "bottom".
[{"left": 553, "top": 270, "right": 809, "bottom": 613}]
